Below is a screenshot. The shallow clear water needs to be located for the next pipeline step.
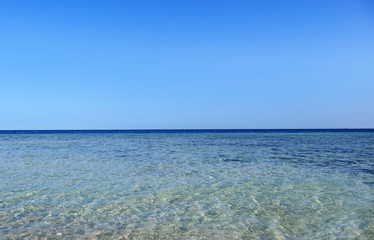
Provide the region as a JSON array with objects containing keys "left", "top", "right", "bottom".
[{"left": 0, "top": 132, "right": 373, "bottom": 239}]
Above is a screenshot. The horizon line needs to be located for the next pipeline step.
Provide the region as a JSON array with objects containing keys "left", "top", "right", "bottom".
[{"left": 1, "top": 128, "right": 373, "bottom": 132}]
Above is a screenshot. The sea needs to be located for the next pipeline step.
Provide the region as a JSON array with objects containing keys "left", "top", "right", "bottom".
[{"left": 0, "top": 130, "right": 373, "bottom": 239}]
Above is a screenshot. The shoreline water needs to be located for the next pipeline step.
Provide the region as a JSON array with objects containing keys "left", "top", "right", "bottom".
[{"left": 1, "top": 131, "right": 373, "bottom": 239}]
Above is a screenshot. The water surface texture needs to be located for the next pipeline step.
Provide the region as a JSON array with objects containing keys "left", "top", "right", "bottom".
[{"left": 0, "top": 131, "right": 373, "bottom": 239}]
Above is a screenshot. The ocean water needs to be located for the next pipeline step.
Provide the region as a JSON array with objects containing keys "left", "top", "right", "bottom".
[{"left": 0, "top": 131, "right": 373, "bottom": 239}]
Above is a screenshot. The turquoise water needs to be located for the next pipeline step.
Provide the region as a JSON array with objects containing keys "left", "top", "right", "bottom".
[{"left": 0, "top": 132, "right": 373, "bottom": 239}]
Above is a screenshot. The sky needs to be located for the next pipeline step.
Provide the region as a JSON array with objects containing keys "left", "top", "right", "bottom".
[{"left": 1, "top": 0, "right": 374, "bottom": 129}]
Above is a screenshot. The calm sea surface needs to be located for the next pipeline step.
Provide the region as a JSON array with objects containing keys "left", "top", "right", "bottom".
[{"left": 0, "top": 131, "right": 373, "bottom": 239}]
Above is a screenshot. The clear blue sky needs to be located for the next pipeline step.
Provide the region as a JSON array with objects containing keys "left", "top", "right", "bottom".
[{"left": 1, "top": 0, "right": 373, "bottom": 129}]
